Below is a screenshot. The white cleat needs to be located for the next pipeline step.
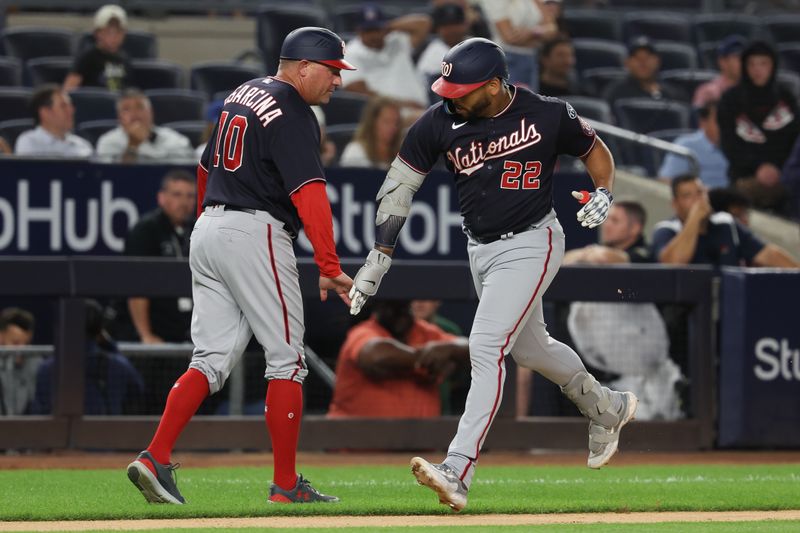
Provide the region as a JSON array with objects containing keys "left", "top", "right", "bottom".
[
  {"left": 410, "top": 456, "right": 468, "bottom": 512},
  {"left": 588, "top": 391, "right": 638, "bottom": 469}
]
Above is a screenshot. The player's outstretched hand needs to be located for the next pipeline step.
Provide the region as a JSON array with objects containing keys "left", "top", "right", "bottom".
[
  {"left": 572, "top": 187, "right": 613, "bottom": 228},
  {"left": 349, "top": 248, "right": 392, "bottom": 316},
  {"left": 320, "top": 272, "right": 353, "bottom": 306}
]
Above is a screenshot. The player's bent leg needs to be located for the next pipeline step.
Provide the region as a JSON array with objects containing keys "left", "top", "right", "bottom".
[
  {"left": 561, "top": 371, "right": 639, "bottom": 469},
  {"left": 411, "top": 457, "right": 468, "bottom": 512}
]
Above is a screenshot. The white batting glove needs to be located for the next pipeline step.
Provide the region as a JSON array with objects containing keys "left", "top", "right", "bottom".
[
  {"left": 349, "top": 248, "right": 392, "bottom": 315},
  {"left": 572, "top": 187, "right": 613, "bottom": 228}
]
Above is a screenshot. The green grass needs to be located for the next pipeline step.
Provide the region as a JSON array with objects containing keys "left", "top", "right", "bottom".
[{"left": 1, "top": 464, "right": 799, "bottom": 521}]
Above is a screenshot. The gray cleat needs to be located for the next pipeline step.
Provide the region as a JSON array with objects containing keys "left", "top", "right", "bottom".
[
  {"left": 127, "top": 450, "right": 185, "bottom": 504},
  {"left": 588, "top": 391, "right": 638, "bottom": 469},
  {"left": 410, "top": 456, "right": 468, "bottom": 512}
]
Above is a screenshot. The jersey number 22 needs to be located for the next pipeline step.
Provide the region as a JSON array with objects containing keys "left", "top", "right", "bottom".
[
  {"left": 213, "top": 111, "right": 249, "bottom": 172},
  {"left": 500, "top": 160, "right": 541, "bottom": 190}
]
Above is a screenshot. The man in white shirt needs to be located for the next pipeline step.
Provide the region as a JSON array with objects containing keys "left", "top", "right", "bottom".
[
  {"left": 416, "top": 3, "right": 470, "bottom": 85},
  {"left": 96, "top": 89, "right": 195, "bottom": 163},
  {"left": 340, "top": 4, "right": 432, "bottom": 112},
  {"left": 15, "top": 85, "right": 94, "bottom": 158}
]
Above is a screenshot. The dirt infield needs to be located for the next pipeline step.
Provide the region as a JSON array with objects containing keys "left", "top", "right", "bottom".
[{"left": 1, "top": 511, "right": 800, "bottom": 531}]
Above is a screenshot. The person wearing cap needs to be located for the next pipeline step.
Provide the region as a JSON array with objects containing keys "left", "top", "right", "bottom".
[
  {"left": 603, "top": 36, "right": 684, "bottom": 107},
  {"left": 64, "top": 4, "right": 131, "bottom": 92},
  {"left": 125, "top": 27, "right": 354, "bottom": 507},
  {"left": 349, "top": 37, "right": 637, "bottom": 511},
  {"left": 694, "top": 35, "right": 744, "bottom": 108},
  {"left": 417, "top": 3, "right": 471, "bottom": 85},
  {"left": 340, "top": 3, "right": 432, "bottom": 111}
]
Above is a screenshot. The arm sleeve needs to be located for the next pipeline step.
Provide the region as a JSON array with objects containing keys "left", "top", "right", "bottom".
[
  {"left": 269, "top": 111, "right": 326, "bottom": 194},
  {"left": 650, "top": 226, "right": 677, "bottom": 262},
  {"left": 557, "top": 101, "right": 597, "bottom": 157},
  {"left": 658, "top": 152, "right": 691, "bottom": 179},
  {"left": 13, "top": 132, "right": 32, "bottom": 155},
  {"left": 397, "top": 109, "right": 441, "bottom": 174},
  {"left": 717, "top": 93, "right": 754, "bottom": 179},
  {"left": 290, "top": 180, "right": 342, "bottom": 278},
  {"left": 734, "top": 222, "right": 766, "bottom": 263}
]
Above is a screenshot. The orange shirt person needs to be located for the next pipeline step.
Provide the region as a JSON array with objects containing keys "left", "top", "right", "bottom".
[{"left": 328, "top": 300, "right": 468, "bottom": 418}]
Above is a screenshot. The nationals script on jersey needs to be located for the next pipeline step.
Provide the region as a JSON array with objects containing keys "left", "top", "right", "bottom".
[
  {"left": 199, "top": 77, "right": 325, "bottom": 236},
  {"left": 398, "top": 87, "right": 596, "bottom": 239}
]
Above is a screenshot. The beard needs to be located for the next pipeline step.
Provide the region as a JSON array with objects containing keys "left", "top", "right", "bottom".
[{"left": 457, "top": 93, "right": 492, "bottom": 120}]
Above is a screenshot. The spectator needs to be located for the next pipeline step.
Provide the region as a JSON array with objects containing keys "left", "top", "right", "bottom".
[
  {"left": 538, "top": 36, "right": 580, "bottom": 97},
  {"left": 657, "top": 101, "right": 728, "bottom": 189},
  {"left": 14, "top": 84, "right": 93, "bottom": 158},
  {"left": 604, "top": 36, "right": 684, "bottom": 106},
  {"left": 563, "top": 201, "right": 652, "bottom": 264},
  {"left": 717, "top": 40, "right": 798, "bottom": 214},
  {"left": 433, "top": 0, "right": 491, "bottom": 39},
  {"left": 311, "top": 105, "right": 337, "bottom": 168},
  {"left": 479, "top": 0, "right": 558, "bottom": 90},
  {"left": 693, "top": 35, "right": 744, "bottom": 108},
  {"left": 0, "top": 308, "right": 38, "bottom": 416},
  {"left": 328, "top": 300, "right": 468, "bottom": 418},
  {"left": 417, "top": 3, "right": 470, "bottom": 84},
  {"left": 340, "top": 4, "right": 432, "bottom": 113},
  {"left": 0, "top": 138, "right": 11, "bottom": 155},
  {"left": 96, "top": 89, "right": 195, "bottom": 163},
  {"left": 410, "top": 300, "right": 463, "bottom": 335},
  {"left": 64, "top": 4, "right": 131, "bottom": 92},
  {"left": 122, "top": 169, "right": 196, "bottom": 344},
  {"left": 651, "top": 174, "right": 799, "bottom": 268},
  {"left": 31, "top": 300, "right": 145, "bottom": 415},
  {"left": 339, "top": 97, "right": 403, "bottom": 169},
  {"left": 708, "top": 187, "right": 752, "bottom": 226}
]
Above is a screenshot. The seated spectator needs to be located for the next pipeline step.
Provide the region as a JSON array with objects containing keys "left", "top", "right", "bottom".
[
  {"left": 0, "top": 308, "right": 38, "bottom": 416},
  {"left": 340, "top": 4, "right": 432, "bottom": 113},
  {"left": 694, "top": 35, "right": 744, "bottom": 108},
  {"left": 708, "top": 187, "right": 751, "bottom": 226},
  {"left": 416, "top": 3, "right": 470, "bottom": 84},
  {"left": 410, "top": 300, "right": 463, "bottom": 335},
  {"left": 564, "top": 201, "right": 651, "bottom": 265},
  {"left": 31, "top": 300, "right": 144, "bottom": 415},
  {"left": 604, "top": 36, "right": 684, "bottom": 106},
  {"left": 651, "top": 174, "right": 798, "bottom": 268},
  {"left": 64, "top": 4, "right": 131, "bottom": 92},
  {"left": 96, "top": 89, "right": 194, "bottom": 163},
  {"left": 717, "top": 40, "right": 798, "bottom": 214},
  {"left": 328, "top": 300, "right": 468, "bottom": 418},
  {"left": 0, "top": 138, "right": 11, "bottom": 155},
  {"left": 339, "top": 97, "right": 403, "bottom": 169},
  {"left": 479, "top": 0, "right": 558, "bottom": 90},
  {"left": 537, "top": 35, "right": 581, "bottom": 97},
  {"left": 14, "top": 84, "right": 93, "bottom": 158},
  {"left": 311, "top": 105, "right": 337, "bottom": 168},
  {"left": 657, "top": 101, "right": 728, "bottom": 188}
]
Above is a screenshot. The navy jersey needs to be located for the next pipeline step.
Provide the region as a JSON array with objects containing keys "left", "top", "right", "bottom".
[
  {"left": 200, "top": 77, "right": 325, "bottom": 235},
  {"left": 399, "top": 87, "right": 596, "bottom": 238}
]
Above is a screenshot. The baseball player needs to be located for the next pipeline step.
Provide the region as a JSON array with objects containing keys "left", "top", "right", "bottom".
[
  {"left": 126, "top": 27, "right": 355, "bottom": 505},
  {"left": 349, "top": 38, "right": 639, "bottom": 511}
]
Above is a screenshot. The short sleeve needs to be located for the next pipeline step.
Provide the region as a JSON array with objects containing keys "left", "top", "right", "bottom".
[
  {"left": 657, "top": 152, "right": 691, "bottom": 179},
  {"left": 268, "top": 111, "right": 325, "bottom": 194},
  {"left": 556, "top": 101, "right": 596, "bottom": 157},
  {"left": 651, "top": 225, "right": 677, "bottom": 262},
  {"left": 72, "top": 50, "right": 91, "bottom": 75},
  {"left": 339, "top": 322, "right": 387, "bottom": 364},
  {"left": 735, "top": 222, "right": 766, "bottom": 263},
  {"left": 397, "top": 109, "right": 441, "bottom": 174}
]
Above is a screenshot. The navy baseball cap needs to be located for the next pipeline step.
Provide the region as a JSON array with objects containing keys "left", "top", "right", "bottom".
[
  {"left": 280, "top": 27, "right": 356, "bottom": 70},
  {"left": 358, "top": 3, "right": 389, "bottom": 31},
  {"left": 627, "top": 35, "right": 657, "bottom": 56},
  {"left": 432, "top": 37, "right": 509, "bottom": 98},
  {"left": 717, "top": 35, "right": 745, "bottom": 57}
]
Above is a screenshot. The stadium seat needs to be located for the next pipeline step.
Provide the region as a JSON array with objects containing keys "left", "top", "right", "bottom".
[
  {"left": 189, "top": 61, "right": 263, "bottom": 100},
  {"left": 1, "top": 27, "right": 75, "bottom": 63},
  {"left": 325, "top": 91, "right": 370, "bottom": 126},
  {"left": 692, "top": 14, "right": 760, "bottom": 46},
  {"left": 0, "top": 57, "right": 21, "bottom": 86},
  {"left": 778, "top": 44, "right": 800, "bottom": 75},
  {"left": 256, "top": 5, "right": 328, "bottom": 72},
  {"left": 26, "top": 56, "right": 72, "bottom": 86},
  {"left": 331, "top": 5, "right": 403, "bottom": 34},
  {"left": 580, "top": 67, "right": 628, "bottom": 98},
  {"left": 654, "top": 42, "right": 698, "bottom": 71},
  {"left": 763, "top": 15, "right": 800, "bottom": 46},
  {"left": 68, "top": 88, "right": 118, "bottom": 125},
  {"left": 162, "top": 120, "right": 207, "bottom": 148},
  {"left": 777, "top": 70, "right": 800, "bottom": 99},
  {"left": 562, "top": 10, "right": 622, "bottom": 41},
  {"left": 0, "top": 118, "right": 34, "bottom": 148},
  {"left": 613, "top": 98, "right": 691, "bottom": 134},
  {"left": 698, "top": 42, "right": 721, "bottom": 70},
  {"left": 145, "top": 89, "right": 207, "bottom": 124},
  {"left": 77, "top": 30, "right": 157, "bottom": 60},
  {"left": 660, "top": 69, "right": 718, "bottom": 99},
  {"left": 325, "top": 123, "right": 359, "bottom": 165},
  {"left": 0, "top": 87, "right": 33, "bottom": 121},
  {"left": 572, "top": 39, "right": 627, "bottom": 76},
  {"left": 562, "top": 95, "right": 614, "bottom": 124},
  {"left": 622, "top": 12, "right": 692, "bottom": 44},
  {"left": 130, "top": 60, "right": 184, "bottom": 90},
  {"left": 76, "top": 119, "right": 118, "bottom": 145}
]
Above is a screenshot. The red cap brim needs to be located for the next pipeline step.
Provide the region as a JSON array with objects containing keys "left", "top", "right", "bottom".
[
  {"left": 317, "top": 59, "right": 357, "bottom": 71},
  {"left": 431, "top": 77, "right": 490, "bottom": 98}
]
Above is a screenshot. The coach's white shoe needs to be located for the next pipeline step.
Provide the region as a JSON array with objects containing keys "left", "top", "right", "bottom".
[
  {"left": 410, "top": 457, "right": 468, "bottom": 512},
  {"left": 587, "top": 391, "right": 638, "bottom": 469}
]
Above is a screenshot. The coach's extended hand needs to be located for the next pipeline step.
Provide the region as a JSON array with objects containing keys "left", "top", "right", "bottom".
[{"left": 349, "top": 248, "right": 392, "bottom": 315}]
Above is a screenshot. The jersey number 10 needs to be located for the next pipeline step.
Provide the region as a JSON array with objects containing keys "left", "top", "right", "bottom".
[
  {"left": 213, "top": 111, "right": 249, "bottom": 172},
  {"left": 500, "top": 160, "right": 541, "bottom": 190}
]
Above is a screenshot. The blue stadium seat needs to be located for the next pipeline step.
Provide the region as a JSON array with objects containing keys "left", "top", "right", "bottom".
[
  {"left": 572, "top": 39, "right": 627, "bottom": 76},
  {"left": 778, "top": 44, "right": 800, "bottom": 75},
  {"left": 162, "top": 120, "right": 207, "bottom": 148},
  {"left": 130, "top": 59, "right": 184, "bottom": 90},
  {"left": 0, "top": 87, "right": 33, "bottom": 121},
  {"left": 580, "top": 67, "right": 628, "bottom": 98},
  {"left": 0, "top": 57, "right": 21, "bottom": 86},
  {"left": 145, "top": 89, "right": 207, "bottom": 124},
  {"left": 256, "top": 5, "right": 329, "bottom": 72},
  {"left": 654, "top": 42, "right": 698, "bottom": 71},
  {"left": 77, "top": 30, "right": 157, "bottom": 60},
  {"left": 778, "top": 70, "right": 800, "bottom": 99},
  {"left": 1, "top": 27, "right": 75, "bottom": 63},
  {"left": 660, "top": 69, "right": 718, "bottom": 99},
  {"left": 326, "top": 123, "right": 359, "bottom": 165},
  {"left": 763, "top": 15, "right": 800, "bottom": 46},
  {"left": 692, "top": 14, "right": 760, "bottom": 46},
  {"left": 325, "top": 91, "right": 370, "bottom": 126},
  {"left": 562, "top": 10, "right": 621, "bottom": 41},
  {"left": 189, "top": 61, "right": 263, "bottom": 100},
  {"left": 26, "top": 56, "right": 72, "bottom": 86},
  {"left": 76, "top": 119, "right": 118, "bottom": 146},
  {"left": 622, "top": 12, "right": 692, "bottom": 44},
  {"left": 562, "top": 95, "right": 613, "bottom": 124},
  {"left": 68, "top": 88, "right": 118, "bottom": 125},
  {"left": 614, "top": 98, "right": 691, "bottom": 134},
  {"left": 0, "top": 118, "right": 34, "bottom": 148},
  {"left": 698, "top": 42, "right": 721, "bottom": 70}
]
